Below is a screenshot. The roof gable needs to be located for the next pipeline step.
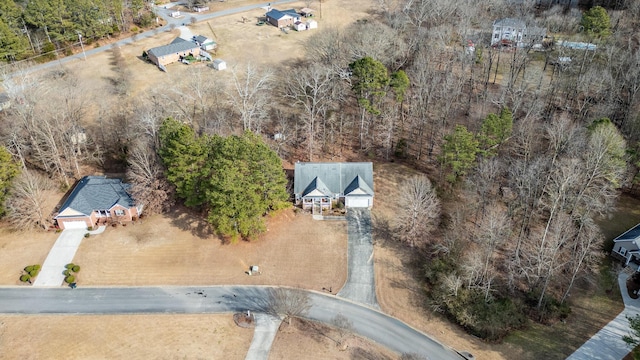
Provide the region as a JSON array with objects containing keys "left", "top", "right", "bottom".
[
  {"left": 344, "top": 175, "right": 374, "bottom": 196},
  {"left": 294, "top": 162, "right": 374, "bottom": 196},
  {"left": 55, "top": 176, "right": 136, "bottom": 218},
  {"left": 302, "top": 176, "right": 332, "bottom": 197}
]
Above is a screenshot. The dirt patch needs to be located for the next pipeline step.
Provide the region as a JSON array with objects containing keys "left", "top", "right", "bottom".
[
  {"left": 0, "top": 314, "right": 251, "bottom": 360},
  {"left": 269, "top": 317, "right": 398, "bottom": 359},
  {"left": 234, "top": 312, "right": 256, "bottom": 328},
  {"left": 70, "top": 208, "right": 347, "bottom": 289}
]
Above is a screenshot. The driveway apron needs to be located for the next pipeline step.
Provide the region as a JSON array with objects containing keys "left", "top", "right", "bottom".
[
  {"left": 33, "top": 229, "right": 86, "bottom": 287},
  {"left": 338, "top": 209, "right": 379, "bottom": 309},
  {"left": 245, "top": 314, "right": 282, "bottom": 360},
  {"left": 567, "top": 272, "right": 640, "bottom": 360}
]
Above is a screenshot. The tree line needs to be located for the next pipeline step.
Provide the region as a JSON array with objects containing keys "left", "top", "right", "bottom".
[
  {"left": 0, "top": 0, "right": 154, "bottom": 62},
  {"left": 0, "top": 0, "right": 640, "bottom": 342}
]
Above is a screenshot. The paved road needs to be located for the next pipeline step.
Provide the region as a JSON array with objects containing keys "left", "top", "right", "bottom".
[
  {"left": 338, "top": 209, "right": 379, "bottom": 308},
  {"left": 567, "top": 272, "right": 639, "bottom": 360},
  {"left": 0, "top": 286, "right": 463, "bottom": 360},
  {"left": 6, "top": 0, "right": 297, "bottom": 77}
]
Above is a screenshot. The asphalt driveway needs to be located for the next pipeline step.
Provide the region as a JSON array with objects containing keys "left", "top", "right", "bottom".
[{"left": 338, "top": 209, "right": 379, "bottom": 309}]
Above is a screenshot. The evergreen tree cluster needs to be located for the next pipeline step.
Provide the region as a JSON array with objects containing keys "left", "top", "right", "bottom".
[{"left": 158, "top": 118, "right": 289, "bottom": 241}]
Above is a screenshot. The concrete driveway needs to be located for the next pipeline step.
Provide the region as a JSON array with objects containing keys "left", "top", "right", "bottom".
[
  {"left": 245, "top": 313, "right": 282, "bottom": 360},
  {"left": 32, "top": 229, "right": 86, "bottom": 287},
  {"left": 338, "top": 209, "right": 379, "bottom": 309},
  {"left": 567, "top": 272, "right": 640, "bottom": 360}
]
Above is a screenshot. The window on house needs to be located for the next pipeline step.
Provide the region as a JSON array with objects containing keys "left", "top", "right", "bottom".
[
  {"left": 115, "top": 209, "right": 125, "bottom": 216},
  {"left": 494, "top": 34, "right": 499, "bottom": 39}
]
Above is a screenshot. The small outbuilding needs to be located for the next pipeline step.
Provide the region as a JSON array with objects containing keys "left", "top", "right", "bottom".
[
  {"left": 293, "top": 21, "right": 306, "bottom": 31},
  {"left": 306, "top": 19, "right": 317, "bottom": 29},
  {"left": 212, "top": 59, "right": 227, "bottom": 71},
  {"left": 193, "top": 35, "right": 217, "bottom": 51}
]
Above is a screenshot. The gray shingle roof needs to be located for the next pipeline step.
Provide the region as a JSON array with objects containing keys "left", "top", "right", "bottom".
[
  {"left": 148, "top": 39, "right": 199, "bottom": 58},
  {"left": 55, "top": 176, "right": 135, "bottom": 217},
  {"left": 493, "top": 18, "right": 526, "bottom": 28},
  {"left": 615, "top": 223, "right": 640, "bottom": 252},
  {"left": 294, "top": 162, "right": 374, "bottom": 197},
  {"left": 344, "top": 175, "right": 374, "bottom": 196},
  {"left": 302, "top": 176, "right": 332, "bottom": 197},
  {"left": 266, "top": 8, "right": 299, "bottom": 20}
]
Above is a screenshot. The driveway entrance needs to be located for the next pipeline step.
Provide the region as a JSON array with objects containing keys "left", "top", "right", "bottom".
[{"left": 33, "top": 229, "right": 86, "bottom": 287}]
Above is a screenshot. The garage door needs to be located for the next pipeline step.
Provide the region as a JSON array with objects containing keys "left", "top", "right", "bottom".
[
  {"left": 61, "top": 221, "right": 88, "bottom": 230},
  {"left": 346, "top": 197, "right": 371, "bottom": 208}
]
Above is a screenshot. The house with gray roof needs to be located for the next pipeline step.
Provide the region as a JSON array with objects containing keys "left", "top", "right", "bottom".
[
  {"left": 612, "top": 223, "right": 640, "bottom": 269},
  {"left": 147, "top": 37, "right": 201, "bottom": 68},
  {"left": 491, "top": 18, "right": 546, "bottom": 47},
  {"left": 294, "top": 162, "right": 374, "bottom": 213},
  {"left": 54, "top": 176, "right": 143, "bottom": 230},
  {"left": 266, "top": 8, "right": 301, "bottom": 28}
]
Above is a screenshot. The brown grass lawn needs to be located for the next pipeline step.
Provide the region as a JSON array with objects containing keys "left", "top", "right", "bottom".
[
  {"left": 0, "top": 314, "right": 252, "bottom": 360},
  {"left": 72, "top": 207, "right": 347, "bottom": 289}
]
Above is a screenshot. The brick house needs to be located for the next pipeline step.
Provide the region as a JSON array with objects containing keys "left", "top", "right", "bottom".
[{"left": 53, "top": 176, "right": 143, "bottom": 230}]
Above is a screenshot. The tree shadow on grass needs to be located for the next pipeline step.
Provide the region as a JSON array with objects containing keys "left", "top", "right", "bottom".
[{"left": 166, "top": 205, "right": 215, "bottom": 240}]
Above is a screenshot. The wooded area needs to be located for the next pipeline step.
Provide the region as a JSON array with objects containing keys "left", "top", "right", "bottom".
[
  {"left": 0, "top": 0, "right": 155, "bottom": 62},
  {"left": 1, "top": 0, "right": 640, "bottom": 343}
]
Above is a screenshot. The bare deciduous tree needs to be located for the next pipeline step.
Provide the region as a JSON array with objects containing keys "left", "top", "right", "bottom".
[
  {"left": 126, "top": 140, "right": 175, "bottom": 215},
  {"left": 228, "top": 63, "right": 273, "bottom": 133},
  {"left": 265, "top": 287, "right": 312, "bottom": 325},
  {"left": 396, "top": 174, "right": 440, "bottom": 247},
  {"left": 6, "top": 170, "right": 53, "bottom": 230}
]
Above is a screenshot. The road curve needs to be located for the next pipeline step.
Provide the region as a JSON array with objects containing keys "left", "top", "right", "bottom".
[{"left": 0, "top": 286, "right": 463, "bottom": 360}]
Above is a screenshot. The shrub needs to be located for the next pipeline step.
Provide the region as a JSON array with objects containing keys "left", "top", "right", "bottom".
[
  {"left": 34, "top": 264, "right": 41, "bottom": 271},
  {"left": 72, "top": 265, "right": 81, "bottom": 273},
  {"left": 65, "top": 275, "right": 75, "bottom": 284},
  {"left": 20, "top": 274, "right": 31, "bottom": 282},
  {"left": 84, "top": 233, "right": 90, "bottom": 238},
  {"left": 24, "top": 265, "right": 34, "bottom": 273},
  {"left": 87, "top": 226, "right": 93, "bottom": 231},
  {"left": 63, "top": 270, "right": 70, "bottom": 276},
  {"left": 65, "top": 263, "right": 75, "bottom": 269},
  {"left": 29, "top": 270, "right": 39, "bottom": 277}
]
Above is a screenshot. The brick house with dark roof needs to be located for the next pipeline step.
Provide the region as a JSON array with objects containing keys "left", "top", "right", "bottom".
[
  {"left": 265, "top": 8, "right": 301, "bottom": 28},
  {"left": 53, "top": 176, "right": 143, "bottom": 230}
]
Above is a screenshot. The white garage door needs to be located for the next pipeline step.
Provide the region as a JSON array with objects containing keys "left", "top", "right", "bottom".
[
  {"left": 346, "top": 197, "right": 371, "bottom": 208},
  {"left": 61, "top": 221, "right": 88, "bottom": 230}
]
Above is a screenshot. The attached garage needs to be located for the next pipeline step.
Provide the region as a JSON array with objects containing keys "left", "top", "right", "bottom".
[
  {"left": 59, "top": 220, "right": 89, "bottom": 230},
  {"left": 345, "top": 196, "right": 372, "bottom": 208}
]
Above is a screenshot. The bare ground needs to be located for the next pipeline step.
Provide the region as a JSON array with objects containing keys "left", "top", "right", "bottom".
[{"left": 269, "top": 318, "right": 399, "bottom": 359}]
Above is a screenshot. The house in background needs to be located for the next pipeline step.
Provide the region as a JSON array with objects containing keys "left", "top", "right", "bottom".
[
  {"left": 54, "top": 176, "right": 143, "bottom": 230},
  {"left": 193, "top": 35, "right": 216, "bottom": 51},
  {"left": 491, "top": 18, "right": 546, "bottom": 47},
  {"left": 147, "top": 37, "right": 201, "bottom": 68},
  {"left": 612, "top": 223, "right": 640, "bottom": 269},
  {"left": 265, "top": 8, "right": 301, "bottom": 28},
  {"left": 294, "top": 162, "right": 374, "bottom": 213}
]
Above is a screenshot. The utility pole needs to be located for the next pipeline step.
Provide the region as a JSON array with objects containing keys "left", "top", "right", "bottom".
[{"left": 77, "top": 32, "right": 86, "bottom": 60}]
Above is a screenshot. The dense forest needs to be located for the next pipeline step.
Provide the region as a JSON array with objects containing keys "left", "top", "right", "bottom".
[
  {"left": 0, "top": 0, "right": 156, "bottom": 62},
  {"left": 2, "top": 0, "right": 640, "bottom": 342}
]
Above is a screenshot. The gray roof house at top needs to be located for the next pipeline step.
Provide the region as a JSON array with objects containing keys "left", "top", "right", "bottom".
[
  {"left": 294, "top": 162, "right": 374, "bottom": 198},
  {"left": 56, "top": 176, "right": 135, "bottom": 217}
]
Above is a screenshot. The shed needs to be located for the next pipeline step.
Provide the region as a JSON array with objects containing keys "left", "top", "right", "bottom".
[
  {"left": 293, "top": 21, "right": 306, "bottom": 31},
  {"left": 300, "top": 8, "right": 314, "bottom": 17},
  {"left": 306, "top": 19, "right": 317, "bottom": 29},
  {"left": 212, "top": 59, "right": 226, "bottom": 70}
]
